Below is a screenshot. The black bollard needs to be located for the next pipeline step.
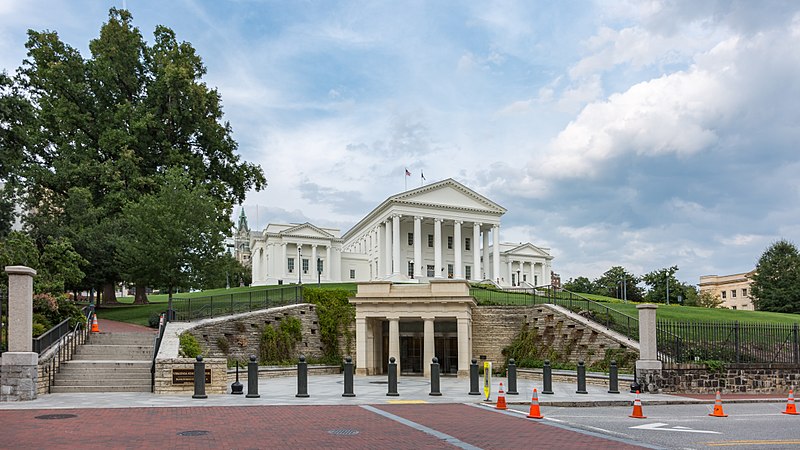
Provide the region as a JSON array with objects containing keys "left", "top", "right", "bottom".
[
  {"left": 430, "top": 357, "right": 442, "bottom": 396},
  {"left": 246, "top": 355, "right": 260, "bottom": 398},
  {"left": 231, "top": 360, "right": 244, "bottom": 394},
  {"left": 469, "top": 358, "right": 481, "bottom": 395},
  {"left": 542, "top": 360, "right": 554, "bottom": 394},
  {"left": 296, "top": 355, "right": 309, "bottom": 398},
  {"left": 507, "top": 358, "right": 519, "bottom": 395},
  {"left": 192, "top": 355, "right": 207, "bottom": 399},
  {"left": 342, "top": 356, "right": 355, "bottom": 397},
  {"left": 387, "top": 356, "right": 399, "bottom": 397},
  {"left": 608, "top": 360, "right": 620, "bottom": 394},
  {"left": 576, "top": 360, "right": 588, "bottom": 394}
]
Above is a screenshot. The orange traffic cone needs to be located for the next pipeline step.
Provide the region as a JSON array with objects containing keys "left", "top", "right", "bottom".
[
  {"left": 526, "top": 388, "right": 544, "bottom": 419},
  {"left": 629, "top": 390, "right": 647, "bottom": 418},
  {"left": 91, "top": 313, "right": 100, "bottom": 333},
  {"left": 782, "top": 389, "right": 799, "bottom": 415},
  {"left": 495, "top": 382, "right": 508, "bottom": 410},
  {"left": 709, "top": 391, "right": 728, "bottom": 417}
]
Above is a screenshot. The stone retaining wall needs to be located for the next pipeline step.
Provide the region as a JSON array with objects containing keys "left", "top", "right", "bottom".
[
  {"left": 471, "top": 305, "right": 637, "bottom": 371},
  {"left": 154, "top": 357, "right": 227, "bottom": 395},
  {"left": 225, "top": 365, "right": 340, "bottom": 383},
  {"left": 656, "top": 363, "right": 800, "bottom": 394}
]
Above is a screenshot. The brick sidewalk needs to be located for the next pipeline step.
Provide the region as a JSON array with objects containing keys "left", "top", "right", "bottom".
[
  {"left": 0, "top": 404, "right": 647, "bottom": 449},
  {"left": 95, "top": 318, "right": 157, "bottom": 334}
]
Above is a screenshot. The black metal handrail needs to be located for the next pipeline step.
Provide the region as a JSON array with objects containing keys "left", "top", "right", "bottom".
[
  {"left": 43, "top": 306, "right": 93, "bottom": 394},
  {"left": 33, "top": 305, "right": 92, "bottom": 354},
  {"left": 150, "top": 313, "right": 167, "bottom": 392}
]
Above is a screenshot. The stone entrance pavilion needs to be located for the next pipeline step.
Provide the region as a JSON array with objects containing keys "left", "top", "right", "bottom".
[{"left": 351, "top": 280, "right": 475, "bottom": 378}]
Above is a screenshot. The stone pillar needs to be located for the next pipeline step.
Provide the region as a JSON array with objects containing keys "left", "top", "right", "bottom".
[
  {"left": 454, "top": 221, "right": 463, "bottom": 278},
  {"left": 507, "top": 260, "right": 513, "bottom": 286},
  {"left": 457, "top": 317, "right": 471, "bottom": 378},
  {"left": 389, "top": 317, "right": 400, "bottom": 374},
  {"left": 384, "top": 220, "right": 392, "bottom": 276},
  {"left": 311, "top": 245, "right": 318, "bottom": 281},
  {"left": 473, "top": 223, "right": 481, "bottom": 280},
  {"left": 392, "top": 215, "right": 401, "bottom": 276},
  {"left": 355, "top": 317, "right": 368, "bottom": 375},
  {"left": 636, "top": 303, "right": 662, "bottom": 393},
  {"left": 434, "top": 218, "right": 443, "bottom": 278},
  {"left": 326, "top": 245, "right": 331, "bottom": 281},
  {"left": 423, "top": 317, "right": 435, "bottom": 377},
  {"left": 492, "top": 225, "right": 500, "bottom": 283},
  {"left": 482, "top": 227, "right": 490, "bottom": 280},
  {"left": 1, "top": 265, "right": 38, "bottom": 402},
  {"left": 413, "top": 216, "right": 423, "bottom": 278}
]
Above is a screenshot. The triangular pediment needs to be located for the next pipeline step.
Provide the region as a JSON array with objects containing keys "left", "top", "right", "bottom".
[
  {"left": 391, "top": 179, "right": 506, "bottom": 213},
  {"left": 504, "top": 242, "right": 553, "bottom": 259},
  {"left": 279, "top": 222, "right": 335, "bottom": 239}
]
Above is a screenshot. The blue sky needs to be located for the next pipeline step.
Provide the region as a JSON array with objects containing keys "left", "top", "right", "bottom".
[{"left": 2, "top": 1, "right": 800, "bottom": 286}]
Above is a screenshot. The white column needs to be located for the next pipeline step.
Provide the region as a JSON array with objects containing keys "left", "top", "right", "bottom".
[
  {"left": 311, "top": 244, "right": 318, "bottom": 282},
  {"left": 326, "top": 245, "right": 331, "bottom": 281},
  {"left": 413, "top": 216, "right": 422, "bottom": 278},
  {"left": 434, "top": 218, "right": 443, "bottom": 278},
  {"left": 454, "top": 220, "right": 463, "bottom": 278},
  {"left": 280, "top": 243, "right": 287, "bottom": 279},
  {"left": 473, "top": 223, "right": 481, "bottom": 280},
  {"left": 392, "top": 214, "right": 401, "bottom": 275},
  {"left": 389, "top": 317, "right": 400, "bottom": 374},
  {"left": 457, "top": 317, "right": 470, "bottom": 377},
  {"left": 423, "top": 317, "right": 435, "bottom": 377},
  {"left": 482, "top": 227, "right": 490, "bottom": 280},
  {"left": 492, "top": 225, "right": 500, "bottom": 283},
  {"left": 376, "top": 225, "right": 383, "bottom": 278},
  {"left": 384, "top": 220, "right": 392, "bottom": 276},
  {"left": 356, "top": 317, "right": 368, "bottom": 376},
  {"left": 507, "top": 260, "right": 513, "bottom": 286}
]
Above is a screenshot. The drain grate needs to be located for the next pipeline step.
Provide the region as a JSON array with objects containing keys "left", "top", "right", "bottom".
[
  {"left": 328, "top": 429, "right": 360, "bottom": 436},
  {"left": 35, "top": 414, "right": 77, "bottom": 420},
  {"left": 177, "top": 430, "right": 210, "bottom": 437},
  {"left": 369, "top": 381, "right": 389, "bottom": 384}
]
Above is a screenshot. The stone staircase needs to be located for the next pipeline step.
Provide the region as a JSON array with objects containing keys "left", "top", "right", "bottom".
[{"left": 50, "top": 332, "right": 156, "bottom": 393}]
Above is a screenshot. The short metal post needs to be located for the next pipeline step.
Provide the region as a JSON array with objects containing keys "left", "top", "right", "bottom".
[
  {"left": 576, "top": 360, "right": 588, "bottom": 394},
  {"left": 231, "top": 361, "right": 244, "bottom": 394},
  {"left": 430, "top": 357, "right": 442, "bottom": 396},
  {"left": 542, "top": 360, "right": 554, "bottom": 394},
  {"left": 296, "top": 355, "right": 309, "bottom": 398},
  {"left": 246, "top": 355, "right": 260, "bottom": 398},
  {"left": 343, "top": 356, "right": 356, "bottom": 397},
  {"left": 608, "top": 360, "right": 620, "bottom": 394},
  {"left": 469, "top": 358, "right": 481, "bottom": 395},
  {"left": 507, "top": 358, "right": 518, "bottom": 395},
  {"left": 387, "top": 356, "right": 399, "bottom": 396},
  {"left": 192, "top": 355, "right": 207, "bottom": 399}
]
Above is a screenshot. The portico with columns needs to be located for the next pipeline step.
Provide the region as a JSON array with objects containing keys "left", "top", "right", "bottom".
[{"left": 250, "top": 223, "right": 345, "bottom": 285}]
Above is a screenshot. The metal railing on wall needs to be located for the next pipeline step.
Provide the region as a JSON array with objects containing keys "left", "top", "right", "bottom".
[
  {"left": 171, "top": 285, "right": 304, "bottom": 321},
  {"left": 469, "top": 284, "right": 639, "bottom": 341},
  {"left": 41, "top": 306, "right": 94, "bottom": 393},
  {"left": 657, "top": 320, "right": 800, "bottom": 365}
]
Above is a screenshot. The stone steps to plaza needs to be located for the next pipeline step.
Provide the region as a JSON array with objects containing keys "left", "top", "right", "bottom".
[{"left": 50, "top": 333, "right": 155, "bottom": 394}]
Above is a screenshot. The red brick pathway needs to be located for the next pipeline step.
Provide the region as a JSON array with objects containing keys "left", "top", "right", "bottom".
[
  {"left": 95, "top": 318, "right": 157, "bottom": 334},
  {"left": 0, "top": 404, "right": 645, "bottom": 449}
]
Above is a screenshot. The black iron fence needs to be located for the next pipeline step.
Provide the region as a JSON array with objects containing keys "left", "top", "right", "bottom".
[
  {"left": 171, "top": 285, "right": 304, "bottom": 321},
  {"left": 657, "top": 320, "right": 800, "bottom": 364},
  {"left": 469, "top": 285, "right": 639, "bottom": 341}
]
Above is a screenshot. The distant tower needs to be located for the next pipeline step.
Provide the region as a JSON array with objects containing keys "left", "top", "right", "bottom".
[{"left": 234, "top": 207, "right": 251, "bottom": 267}]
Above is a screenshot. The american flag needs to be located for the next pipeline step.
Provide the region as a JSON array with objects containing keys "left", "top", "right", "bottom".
[{"left": 405, "top": 168, "right": 411, "bottom": 176}]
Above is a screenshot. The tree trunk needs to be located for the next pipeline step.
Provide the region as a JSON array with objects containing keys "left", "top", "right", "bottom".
[
  {"left": 132, "top": 284, "right": 149, "bottom": 304},
  {"left": 102, "top": 282, "right": 120, "bottom": 305}
]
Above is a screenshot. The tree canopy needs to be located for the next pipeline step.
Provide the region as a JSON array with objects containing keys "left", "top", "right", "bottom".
[
  {"left": 642, "top": 266, "right": 697, "bottom": 305},
  {"left": 4, "top": 9, "right": 265, "bottom": 301},
  {"left": 750, "top": 239, "right": 800, "bottom": 313}
]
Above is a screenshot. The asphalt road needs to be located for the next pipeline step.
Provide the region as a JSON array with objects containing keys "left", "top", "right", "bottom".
[{"left": 507, "top": 402, "right": 800, "bottom": 450}]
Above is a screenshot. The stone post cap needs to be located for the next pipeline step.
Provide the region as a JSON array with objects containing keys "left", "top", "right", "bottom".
[
  {"left": 4, "top": 265, "right": 37, "bottom": 276},
  {"left": 636, "top": 303, "right": 658, "bottom": 310}
]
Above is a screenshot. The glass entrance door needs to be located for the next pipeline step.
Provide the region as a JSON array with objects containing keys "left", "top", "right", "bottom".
[
  {"left": 434, "top": 335, "right": 459, "bottom": 375},
  {"left": 400, "top": 335, "right": 423, "bottom": 375}
]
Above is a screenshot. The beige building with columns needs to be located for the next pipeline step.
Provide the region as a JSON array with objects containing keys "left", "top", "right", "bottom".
[{"left": 250, "top": 178, "right": 553, "bottom": 287}]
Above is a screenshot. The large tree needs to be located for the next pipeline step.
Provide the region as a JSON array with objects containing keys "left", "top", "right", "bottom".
[
  {"left": 642, "top": 266, "right": 697, "bottom": 305},
  {"left": 750, "top": 239, "right": 800, "bottom": 313},
  {"left": 594, "top": 266, "right": 644, "bottom": 302},
  {"left": 9, "top": 9, "right": 265, "bottom": 302}
]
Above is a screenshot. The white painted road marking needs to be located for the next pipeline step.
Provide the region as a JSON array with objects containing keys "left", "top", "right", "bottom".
[{"left": 629, "top": 422, "right": 721, "bottom": 434}]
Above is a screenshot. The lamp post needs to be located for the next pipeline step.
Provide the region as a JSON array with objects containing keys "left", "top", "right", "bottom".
[{"left": 298, "top": 246, "right": 302, "bottom": 285}]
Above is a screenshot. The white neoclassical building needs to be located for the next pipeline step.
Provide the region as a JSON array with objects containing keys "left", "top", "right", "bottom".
[{"left": 250, "top": 178, "right": 553, "bottom": 287}]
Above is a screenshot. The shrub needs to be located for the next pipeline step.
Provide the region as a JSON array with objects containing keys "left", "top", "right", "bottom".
[
  {"left": 216, "top": 336, "right": 231, "bottom": 354},
  {"left": 179, "top": 332, "right": 202, "bottom": 358},
  {"left": 303, "top": 287, "right": 355, "bottom": 363},
  {"left": 258, "top": 316, "right": 303, "bottom": 364}
]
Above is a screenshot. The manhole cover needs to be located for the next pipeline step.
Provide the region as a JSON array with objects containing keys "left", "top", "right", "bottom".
[
  {"left": 177, "top": 430, "right": 210, "bottom": 437},
  {"left": 35, "top": 414, "right": 77, "bottom": 420},
  {"left": 328, "top": 429, "right": 359, "bottom": 436}
]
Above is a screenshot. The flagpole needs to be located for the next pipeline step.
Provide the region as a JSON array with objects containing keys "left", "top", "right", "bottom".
[{"left": 404, "top": 172, "right": 407, "bottom": 190}]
